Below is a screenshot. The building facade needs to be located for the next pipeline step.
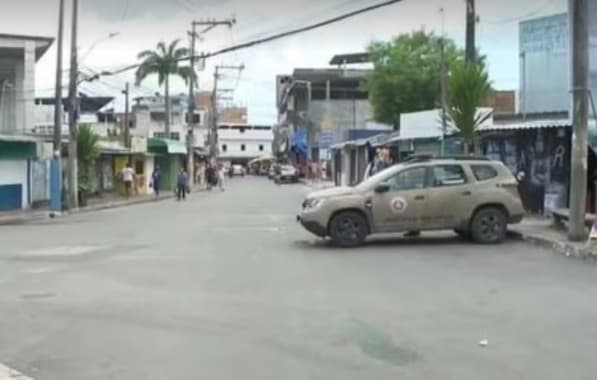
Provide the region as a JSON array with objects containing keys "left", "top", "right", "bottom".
[{"left": 217, "top": 123, "right": 273, "bottom": 164}]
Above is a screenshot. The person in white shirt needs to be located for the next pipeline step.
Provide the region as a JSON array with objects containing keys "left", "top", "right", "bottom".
[{"left": 122, "top": 163, "right": 136, "bottom": 198}]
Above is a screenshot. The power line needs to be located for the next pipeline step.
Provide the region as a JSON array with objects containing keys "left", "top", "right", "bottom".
[{"left": 103, "top": 0, "right": 403, "bottom": 78}]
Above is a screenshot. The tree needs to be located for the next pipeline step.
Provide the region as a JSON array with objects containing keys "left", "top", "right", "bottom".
[
  {"left": 135, "top": 40, "right": 195, "bottom": 137},
  {"left": 367, "top": 31, "right": 485, "bottom": 130},
  {"left": 446, "top": 62, "right": 492, "bottom": 154},
  {"left": 76, "top": 124, "right": 100, "bottom": 194}
]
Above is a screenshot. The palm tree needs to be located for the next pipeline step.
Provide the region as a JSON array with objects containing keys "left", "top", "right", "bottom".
[
  {"left": 77, "top": 124, "right": 100, "bottom": 196},
  {"left": 135, "top": 39, "right": 195, "bottom": 138},
  {"left": 446, "top": 62, "right": 492, "bottom": 154}
]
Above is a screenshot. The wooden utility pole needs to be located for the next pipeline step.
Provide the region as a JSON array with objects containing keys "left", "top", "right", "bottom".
[
  {"left": 53, "top": 0, "right": 65, "bottom": 151},
  {"left": 67, "top": 0, "right": 79, "bottom": 209},
  {"left": 568, "top": 0, "right": 589, "bottom": 241},
  {"left": 465, "top": 0, "right": 476, "bottom": 63},
  {"left": 123, "top": 82, "right": 130, "bottom": 147}
]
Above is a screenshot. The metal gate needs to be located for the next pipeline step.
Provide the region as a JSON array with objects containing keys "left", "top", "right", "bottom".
[{"left": 31, "top": 159, "right": 50, "bottom": 203}]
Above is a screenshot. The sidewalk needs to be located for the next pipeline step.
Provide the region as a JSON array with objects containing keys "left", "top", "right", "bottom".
[
  {"left": 299, "top": 178, "right": 335, "bottom": 190},
  {"left": 0, "top": 191, "right": 177, "bottom": 226},
  {"left": 509, "top": 216, "right": 597, "bottom": 263}
]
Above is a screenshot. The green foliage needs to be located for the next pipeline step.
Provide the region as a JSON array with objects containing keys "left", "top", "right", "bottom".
[
  {"left": 77, "top": 124, "right": 100, "bottom": 192},
  {"left": 135, "top": 40, "right": 196, "bottom": 135},
  {"left": 367, "top": 30, "right": 485, "bottom": 130},
  {"left": 446, "top": 62, "right": 492, "bottom": 154}
]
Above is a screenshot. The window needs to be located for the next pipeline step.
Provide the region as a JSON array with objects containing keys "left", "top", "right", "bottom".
[
  {"left": 241, "top": 144, "right": 246, "bottom": 151},
  {"left": 170, "top": 132, "right": 181, "bottom": 141},
  {"left": 222, "top": 144, "right": 227, "bottom": 152},
  {"left": 432, "top": 165, "right": 467, "bottom": 187},
  {"left": 471, "top": 165, "right": 499, "bottom": 181},
  {"left": 259, "top": 144, "right": 264, "bottom": 152},
  {"left": 153, "top": 132, "right": 166, "bottom": 139},
  {"left": 386, "top": 167, "right": 427, "bottom": 191}
]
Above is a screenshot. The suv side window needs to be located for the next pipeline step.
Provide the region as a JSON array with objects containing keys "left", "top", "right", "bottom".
[
  {"left": 471, "top": 164, "right": 499, "bottom": 181},
  {"left": 431, "top": 165, "right": 467, "bottom": 187},
  {"left": 385, "top": 167, "right": 427, "bottom": 191}
]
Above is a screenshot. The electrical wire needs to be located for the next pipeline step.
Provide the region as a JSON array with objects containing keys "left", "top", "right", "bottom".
[{"left": 103, "top": 0, "right": 403, "bottom": 78}]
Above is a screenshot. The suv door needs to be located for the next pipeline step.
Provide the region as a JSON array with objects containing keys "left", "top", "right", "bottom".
[
  {"left": 424, "top": 164, "right": 471, "bottom": 229},
  {"left": 369, "top": 166, "right": 428, "bottom": 233}
]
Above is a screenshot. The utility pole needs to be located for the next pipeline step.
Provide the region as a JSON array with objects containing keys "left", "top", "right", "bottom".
[
  {"left": 122, "top": 82, "right": 130, "bottom": 148},
  {"left": 465, "top": 0, "right": 476, "bottom": 63},
  {"left": 210, "top": 64, "right": 245, "bottom": 161},
  {"left": 568, "top": 0, "right": 589, "bottom": 241},
  {"left": 53, "top": 0, "right": 65, "bottom": 151},
  {"left": 440, "top": 7, "right": 448, "bottom": 155},
  {"left": 50, "top": 0, "right": 65, "bottom": 214},
  {"left": 188, "top": 17, "right": 235, "bottom": 169},
  {"left": 67, "top": 0, "right": 79, "bottom": 209}
]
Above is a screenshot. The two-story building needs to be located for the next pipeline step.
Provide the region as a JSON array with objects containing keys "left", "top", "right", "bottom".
[
  {"left": 0, "top": 33, "right": 53, "bottom": 211},
  {"left": 217, "top": 123, "right": 273, "bottom": 164}
]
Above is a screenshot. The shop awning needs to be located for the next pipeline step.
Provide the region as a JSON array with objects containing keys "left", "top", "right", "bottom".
[
  {"left": 194, "top": 147, "right": 208, "bottom": 157},
  {"left": 148, "top": 138, "right": 187, "bottom": 155}
]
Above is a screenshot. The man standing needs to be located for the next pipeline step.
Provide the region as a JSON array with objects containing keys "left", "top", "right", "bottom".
[
  {"left": 151, "top": 165, "right": 162, "bottom": 197},
  {"left": 122, "top": 162, "right": 135, "bottom": 199},
  {"left": 176, "top": 168, "right": 189, "bottom": 201}
]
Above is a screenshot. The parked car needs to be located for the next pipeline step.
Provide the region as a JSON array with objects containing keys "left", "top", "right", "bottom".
[
  {"left": 297, "top": 156, "right": 524, "bottom": 247},
  {"left": 231, "top": 164, "right": 245, "bottom": 177},
  {"left": 275, "top": 165, "right": 299, "bottom": 184}
]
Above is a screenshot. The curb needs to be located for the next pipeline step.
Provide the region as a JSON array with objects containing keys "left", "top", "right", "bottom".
[
  {"left": 0, "top": 191, "right": 185, "bottom": 226},
  {"left": 508, "top": 229, "right": 597, "bottom": 263}
]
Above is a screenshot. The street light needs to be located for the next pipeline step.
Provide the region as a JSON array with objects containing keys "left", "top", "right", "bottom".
[{"left": 80, "top": 32, "right": 120, "bottom": 63}]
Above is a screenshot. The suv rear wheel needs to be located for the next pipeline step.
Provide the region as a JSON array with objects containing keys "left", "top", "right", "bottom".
[
  {"left": 470, "top": 207, "right": 507, "bottom": 244},
  {"left": 329, "top": 211, "right": 368, "bottom": 247}
]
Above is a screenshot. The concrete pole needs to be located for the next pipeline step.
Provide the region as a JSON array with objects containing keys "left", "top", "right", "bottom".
[
  {"left": 187, "top": 23, "right": 196, "bottom": 185},
  {"left": 465, "top": 0, "right": 476, "bottom": 63},
  {"left": 123, "top": 82, "right": 130, "bottom": 147},
  {"left": 568, "top": 0, "right": 589, "bottom": 241},
  {"left": 50, "top": 0, "right": 65, "bottom": 213},
  {"left": 67, "top": 0, "right": 79, "bottom": 209}
]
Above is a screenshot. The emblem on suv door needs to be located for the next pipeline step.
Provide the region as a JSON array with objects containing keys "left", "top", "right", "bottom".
[{"left": 391, "top": 197, "right": 408, "bottom": 213}]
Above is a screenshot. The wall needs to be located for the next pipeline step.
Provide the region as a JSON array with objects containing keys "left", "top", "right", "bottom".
[
  {"left": 309, "top": 99, "right": 373, "bottom": 146},
  {"left": 0, "top": 159, "right": 29, "bottom": 209},
  {"left": 481, "top": 128, "right": 571, "bottom": 213}
]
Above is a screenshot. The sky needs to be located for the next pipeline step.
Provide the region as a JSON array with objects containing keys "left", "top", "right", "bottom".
[{"left": 0, "top": 0, "right": 568, "bottom": 124}]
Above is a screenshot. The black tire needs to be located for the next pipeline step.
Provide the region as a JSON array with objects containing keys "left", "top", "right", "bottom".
[
  {"left": 454, "top": 229, "right": 471, "bottom": 240},
  {"left": 329, "top": 211, "right": 368, "bottom": 247},
  {"left": 470, "top": 207, "right": 507, "bottom": 244}
]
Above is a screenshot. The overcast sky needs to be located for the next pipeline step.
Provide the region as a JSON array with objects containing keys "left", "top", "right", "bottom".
[{"left": 0, "top": 0, "right": 567, "bottom": 123}]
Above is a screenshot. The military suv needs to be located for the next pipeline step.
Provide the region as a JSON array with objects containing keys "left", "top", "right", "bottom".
[{"left": 297, "top": 156, "right": 524, "bottom": 247}]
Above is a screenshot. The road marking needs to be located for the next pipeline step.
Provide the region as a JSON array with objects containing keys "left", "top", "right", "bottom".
[
  {"left": 0, "top": 363, "right": 34, "bottom": 380},
  {"left": 20, "top": 245, "right": 105, "bottom": 257}
]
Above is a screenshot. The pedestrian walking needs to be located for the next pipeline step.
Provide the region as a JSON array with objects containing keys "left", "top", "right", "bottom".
[
  {"left": 205, "top": 163, "right": 215, "bottom": 191},
  {"left": 218, "top": 163, "right": 226, "bottom": 191},
  {"left": 122, "top": 162, "right": 136, "bottom": 199},
  {"left": 176, "top": 168, "right": 189, "bottom": 201},
  {"left": 150, "top": 165, "right": 162, "bottom": 197}
]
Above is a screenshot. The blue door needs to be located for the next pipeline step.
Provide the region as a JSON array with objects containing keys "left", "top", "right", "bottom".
[{"left": 0, "top": 184, "right": 23, "bottom": 211}]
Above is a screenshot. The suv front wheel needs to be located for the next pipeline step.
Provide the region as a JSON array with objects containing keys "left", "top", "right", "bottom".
[
  {"left": 470, "top": 207, "right": 507, "bottom": 244},
  {"left": 329, "top": 211, "right": 368, "bottom": 247}
]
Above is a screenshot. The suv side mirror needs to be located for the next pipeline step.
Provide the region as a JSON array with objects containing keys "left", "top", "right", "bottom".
[{"left": 374, "top": 183, "right": 390, "bottom": 194}]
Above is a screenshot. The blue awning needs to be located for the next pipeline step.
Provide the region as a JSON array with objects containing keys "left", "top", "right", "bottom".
[{"left": 291, "top": 127, "right": 308, "bottom": 154}]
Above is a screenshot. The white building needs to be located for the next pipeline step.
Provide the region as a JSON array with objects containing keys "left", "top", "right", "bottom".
[
  {"left": 131, "top": 95, "right": 208, "bottom": 147},
  {"left": 217, "top": 123, "right": 273, "bottom": 163}
]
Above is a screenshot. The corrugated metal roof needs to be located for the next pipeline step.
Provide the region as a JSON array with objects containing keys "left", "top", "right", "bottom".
[{"left": 478, "top": 119, "right": 571, "bottom": 131}]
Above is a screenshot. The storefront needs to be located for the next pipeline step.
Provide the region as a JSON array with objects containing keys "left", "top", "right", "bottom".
[{"left": 147, "top": 138, "right": 187, "bottom": 191}]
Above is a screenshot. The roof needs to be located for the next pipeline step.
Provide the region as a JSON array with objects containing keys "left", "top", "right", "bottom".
[
  {"left": 331, "top": 133, "right": 389, "bottom": 149},
  {"left": 478, "top": 119, "right": 571, "bottom": 132},
  {"left": 35, "top": 95, "right": 114, "bottom": 113},
  {"left": 292, "top": 68, "right": 372, "bottom": 82},
  {"left": 0, "top": 134, "right": 41, "bottom": 143},
  {"left": 0, "top": 33, "right": 54, "bottom": 61},
  {"left": 147, "top": 138, "right": 187, "bottom": 155},
  {"left": 329, "top": 53, "right": 371, "bottom": 65}
]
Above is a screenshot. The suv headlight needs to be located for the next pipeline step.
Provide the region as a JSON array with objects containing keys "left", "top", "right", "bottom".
[{"left": 303, "top": 198, "right": 324, "bottom": 210}]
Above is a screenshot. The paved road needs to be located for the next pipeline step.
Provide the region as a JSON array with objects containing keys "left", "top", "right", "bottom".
[{"left": 0, "top": 176, "right": 596, "bottom": 380}]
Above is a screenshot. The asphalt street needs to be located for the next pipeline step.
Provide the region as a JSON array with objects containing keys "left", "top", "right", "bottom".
[{"left": 0, "top": 176, "right": 596, "bottom": 380}]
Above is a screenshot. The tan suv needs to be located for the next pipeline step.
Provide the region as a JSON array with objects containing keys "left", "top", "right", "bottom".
[{"left": 297, "top": 157, "right": 524, "bottom": 247}]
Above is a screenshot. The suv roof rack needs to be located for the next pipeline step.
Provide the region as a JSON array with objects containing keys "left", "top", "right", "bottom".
[{"left": 404, "top": 154, "right": 491, "bottom": 163}]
